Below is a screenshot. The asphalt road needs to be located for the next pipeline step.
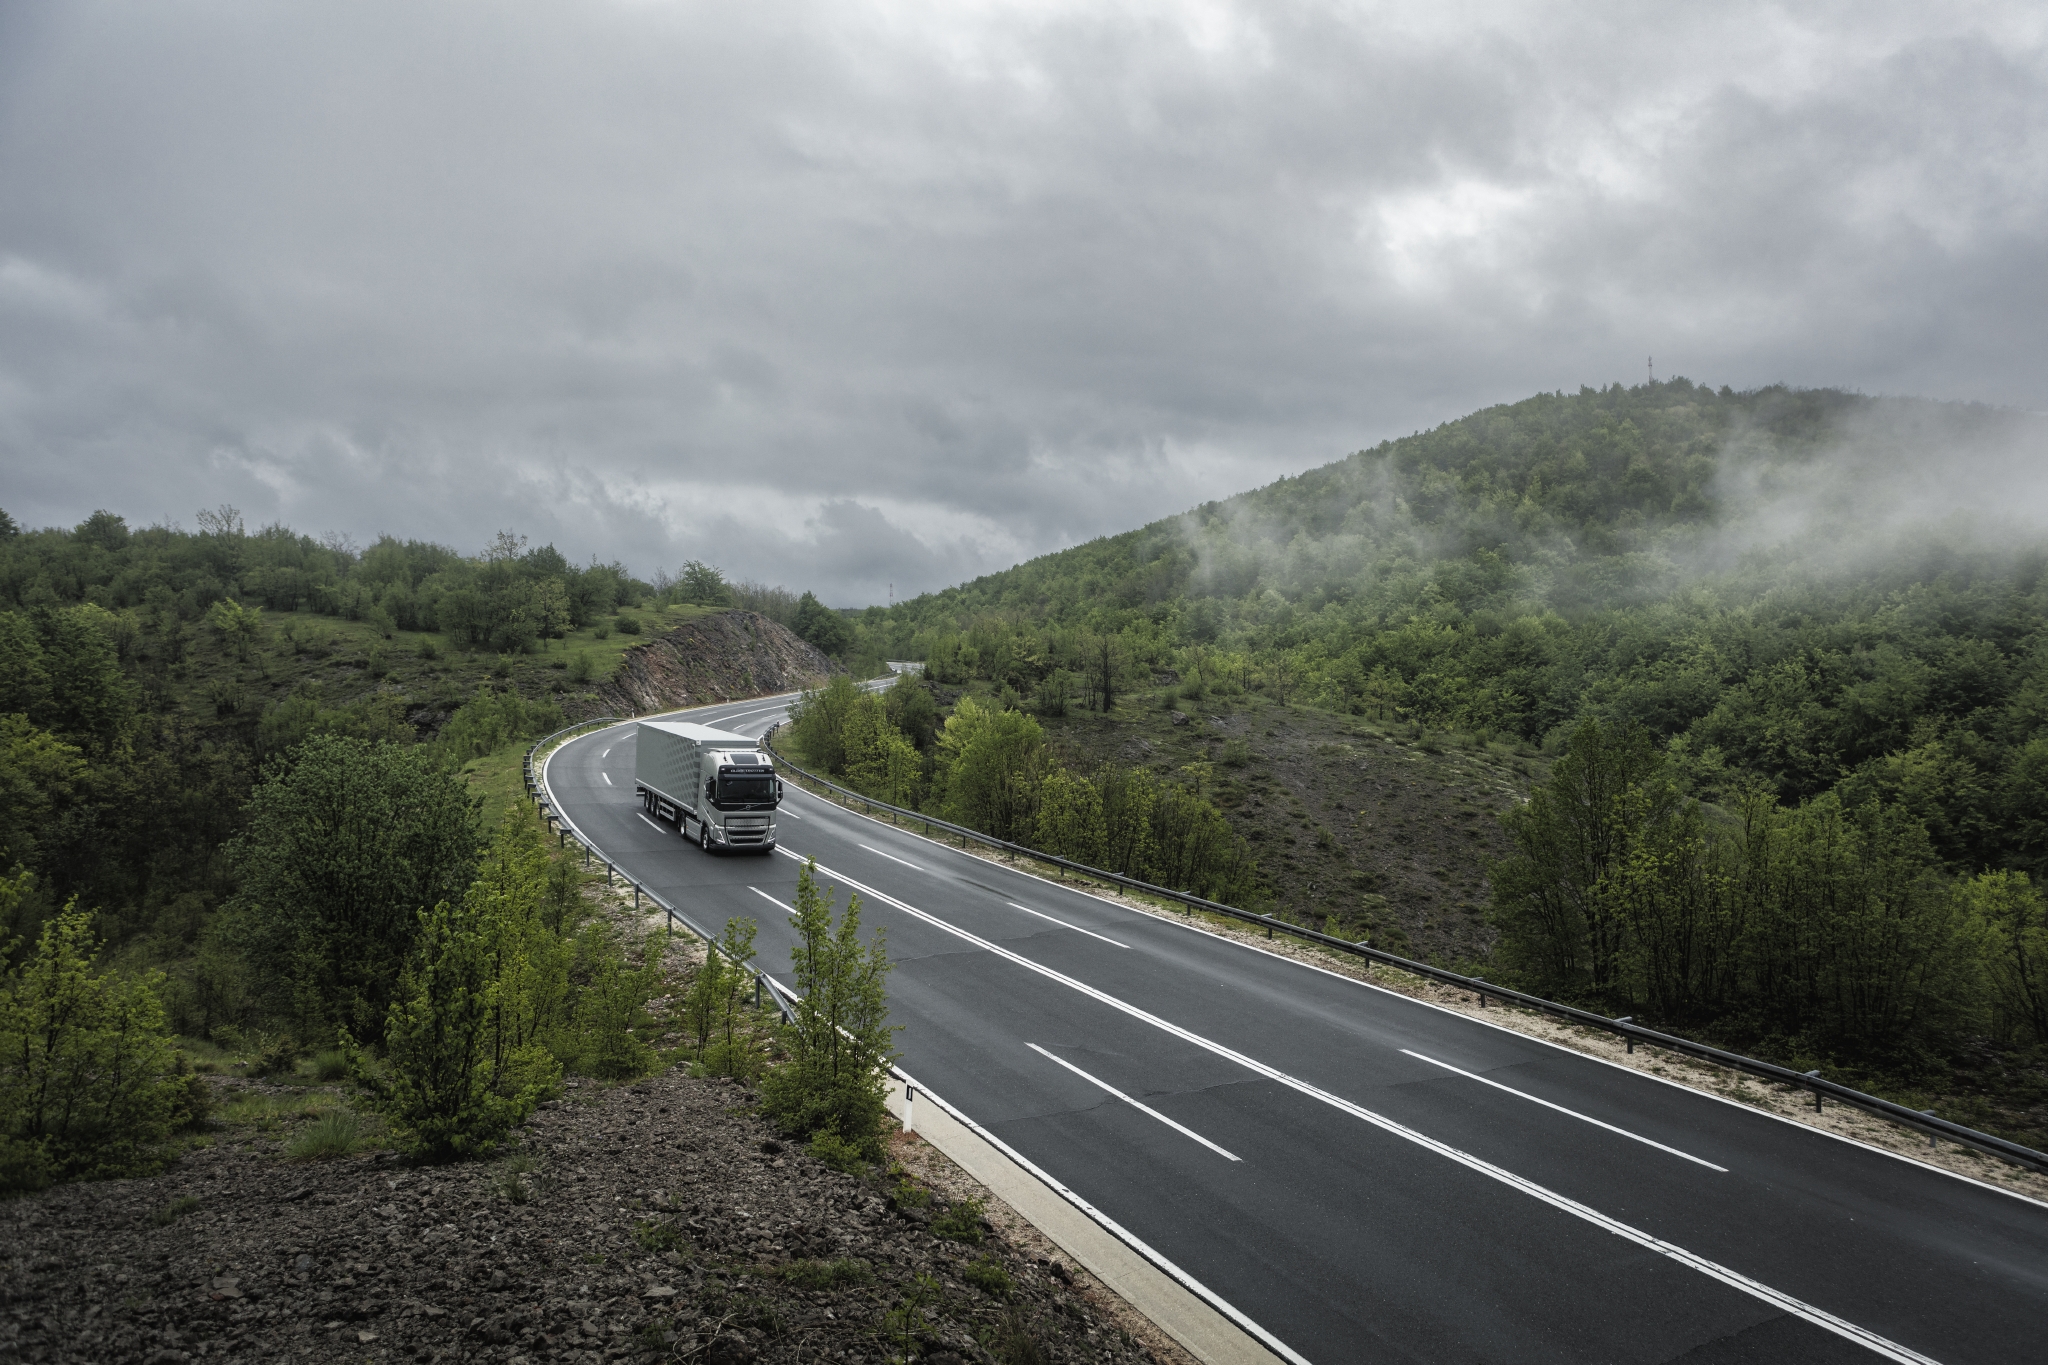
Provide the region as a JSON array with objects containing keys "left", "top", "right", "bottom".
[{"left": 545, "top": 695, "right": 2048, "bottom": 1365}]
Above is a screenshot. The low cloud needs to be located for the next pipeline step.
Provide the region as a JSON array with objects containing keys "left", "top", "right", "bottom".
[{"left": 2, "top": 2, "right": 2044, "bottom": 603}]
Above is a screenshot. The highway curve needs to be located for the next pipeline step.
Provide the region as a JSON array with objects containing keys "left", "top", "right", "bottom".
[{"left": 545, "top": 695, "right": 2048, "bottom": 1365}]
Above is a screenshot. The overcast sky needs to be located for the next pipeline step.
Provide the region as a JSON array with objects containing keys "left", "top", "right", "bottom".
[{"left": 3, "top": 2, "right": 2044, "bottom": 604}]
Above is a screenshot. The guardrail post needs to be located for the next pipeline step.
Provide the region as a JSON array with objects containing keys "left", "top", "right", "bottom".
[
  {"left": 1616, "top": 1016, "right": 1632, "bottom": 1050},
  {"left": 1805, "top": 1070, "right": 1823, "bottom": 1111},
  {"left": 1923, "top": 1111, "right": 1938, "bottom": 1148},
  {"left": 606, "top": 861, "right": 613, "bottom": 886},
  {"left": 754, "top": 976, "right": 763, "bottom": 1009},
  {"left": 634, "top": 883, "right": 641, "bottom": 910}
]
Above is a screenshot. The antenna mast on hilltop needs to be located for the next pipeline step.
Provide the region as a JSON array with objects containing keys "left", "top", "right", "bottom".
[{"left": 1648, "top": 355, "right": 1655, "bottom": 384}]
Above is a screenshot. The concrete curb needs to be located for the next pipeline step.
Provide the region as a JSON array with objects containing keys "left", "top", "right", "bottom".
[{"left": 884, "top": 1078, "right": 1286, "bottom": 1365}]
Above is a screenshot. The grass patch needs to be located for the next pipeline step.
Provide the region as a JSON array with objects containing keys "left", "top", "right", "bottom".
[
  {"left": 888, "top": 1170, "right": 932, "bottom": 1210},
  {"left": 932, "top": 1194, "right": 987, "bottom": 1243},
  {"left": 216, "top": 1089, "right": 336, "bottom": 1131},
  {"left": 632, "top": 1217, "right": 690, "bottom": 1252},
  {"left": 779, "top": 1257, "right": 872, "bottom": 1289},
  {"left": 464, "top": 736, "right": 543, "bottom": 830},
  {"left": 494, "top": 1153, "right": 542, "bottom": 1204},
  {"left": 285, "top": 1110, "right": 365, "bottom": 1160},
  {"left": 149, "top": 1195, "right": 201, "bottom": 1226},
  {"left": 962, "top": 1256, "right": 1012, "bottom": 1298}
]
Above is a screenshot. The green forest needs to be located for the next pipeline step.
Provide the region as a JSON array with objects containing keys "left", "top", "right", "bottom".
[
  {"left": 796, "top": 381, "right": 2048, "bottom": 1134},
  {"left": 0, "top": 511, "right": 881, "bottom": 1191}
]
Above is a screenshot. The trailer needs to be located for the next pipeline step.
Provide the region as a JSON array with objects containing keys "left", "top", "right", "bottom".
[{"left": 633, "top": 720, "right": 782, "bottom": 854}]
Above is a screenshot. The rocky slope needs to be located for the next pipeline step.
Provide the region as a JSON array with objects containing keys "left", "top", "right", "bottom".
[
  {"left": 591, "top": 612, "right": 834, "bottom": 718},
  {"left": 0, "top": 1068, "right": 1158, "bottom": 1365}
]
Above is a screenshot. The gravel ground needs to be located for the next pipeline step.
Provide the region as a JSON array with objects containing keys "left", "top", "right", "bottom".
[{"left": 0, "top": 1068, "right": 1163, "bottom": 1365}]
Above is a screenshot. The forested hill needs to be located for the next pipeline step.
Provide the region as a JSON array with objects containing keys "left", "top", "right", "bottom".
[{"left": 850, "top": 381, "right": 2048, "bottom": 880}]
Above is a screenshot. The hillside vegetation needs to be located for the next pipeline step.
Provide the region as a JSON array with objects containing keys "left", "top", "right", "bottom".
[
  {"left": 796, "top": 382, "right": 2048, "bottom": 1137},
  {"left": 0, "top": 513, "right": 866, "bottom": 1191}
]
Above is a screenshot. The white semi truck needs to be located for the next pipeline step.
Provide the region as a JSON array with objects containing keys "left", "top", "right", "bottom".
[{"left": 633, "top": 720, "right": 783, "bottom": 854}]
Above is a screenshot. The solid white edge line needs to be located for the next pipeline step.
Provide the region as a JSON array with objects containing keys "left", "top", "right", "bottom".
[
  {"left": 1028, "top": 1043, "right": 1241, "bottom": 1161},
  {"left": 858, "top": 843, "right": 926, "bottom": 872},
  {"left": 764, "top": 781, "right": 2048, "bottom": 1211},
  {"left": 1007, "top": 902, "right": 1130, "bottom": 949},
  {"left": 899, "top": 1065, "right": 1312, "bottom": 1365},
  {"left": 1400, "top": 1049, "right": 1728, "bottom": 1172},
  {"left": 782, "top": 849, "right": 1946, "bottom": 1365},
  {"left": 779, "top": 807, "right": 802, "bottom": 818},
  {"left": 636, "top": 812, "right": 668, "bottom": 833}
]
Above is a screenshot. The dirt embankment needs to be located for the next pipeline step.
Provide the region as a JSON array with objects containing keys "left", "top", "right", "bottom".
[{"left": 592, "top": 612, "right": 834, "bottom": 717}]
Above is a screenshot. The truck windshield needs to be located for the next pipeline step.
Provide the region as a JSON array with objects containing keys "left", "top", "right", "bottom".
[{"left": 716, "top": 772, "right": 777, "bottom": 804}]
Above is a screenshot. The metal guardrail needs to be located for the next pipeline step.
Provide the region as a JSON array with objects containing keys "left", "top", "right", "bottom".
[
  {"left": 523, "top": 717, "right": 792, "bottom": 1020},
  {"left": 760, "top": 725, "right": 2048, "bottom": 1177}
]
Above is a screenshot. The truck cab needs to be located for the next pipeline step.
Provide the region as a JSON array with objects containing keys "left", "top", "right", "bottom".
[{"left": 632, "top": 721, "right": 783, "bottom": 854}]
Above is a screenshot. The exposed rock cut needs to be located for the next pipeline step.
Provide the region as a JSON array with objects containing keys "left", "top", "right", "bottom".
[{"left": 591, "top": 612, "right": 834, "bottom": 717}]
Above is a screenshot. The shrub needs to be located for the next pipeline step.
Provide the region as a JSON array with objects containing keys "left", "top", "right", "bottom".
[
  {"left": 349, "top": 898, "right": 550, "bottom": 1162},
  {"left": 567, "top": 651, "right": 593, "bottom": 683},
  {"left": 222, "top": 734, "right": 482, "bottom": 1048},
  {"left": 437, "top": 687, "right": 566, "bottom": 765},
  {"left": 578, "top": 952, "right": 654, "bottom": 1082},
  {"left": 1, "top": 908, "right": 191, "bottom": 1192},
  {"left": 309, "top": 1049, "right": 350, "bottom": 1081},
  {"left": 614, "top": 615, "right": 641, "bottom": 635},
  {"left": 1220, "top": 737, "right": 1250, "bottom": 768},
  {"left": 759, "top": 862, "right": 896, "bottom": 1156},
  {"left": 806, "top": 1129, "right": 868, "bottom": 1175},
  {"left": 593, "top": 622, "right": 611, "bottom": 640}
]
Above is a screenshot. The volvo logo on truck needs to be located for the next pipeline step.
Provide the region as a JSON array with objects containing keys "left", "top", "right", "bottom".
[{"left": 633, "top": 720, "right": 783, "bottom": 854}]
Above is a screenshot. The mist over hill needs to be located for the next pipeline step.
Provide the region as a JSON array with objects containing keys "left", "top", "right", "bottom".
[{"left": 853, "top": 381, "right": 2048, "bottom": 879}]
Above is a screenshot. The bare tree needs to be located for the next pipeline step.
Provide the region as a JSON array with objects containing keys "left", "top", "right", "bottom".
[{"left": 196, "top": 504, "right": 245, "bottom": 537}]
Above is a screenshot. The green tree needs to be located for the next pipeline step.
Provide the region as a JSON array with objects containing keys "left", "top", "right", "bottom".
[
  {"left": 205, "top": 598, "right": 265, "bottom": 661},
  {"left": 1034, "top": 769, "right": 1105, "bottom": 866},
  {"left": 679, "top": 560, "right": 732, "bottom": 605},
  {"left": 760, "top": 861, "right": 895, "bottom": 1155},
  {"left": 791, "top": 591, "right": 853, "bottom": 657},
  {"left": 1, "top": 908, "right": 194, "bottom": 1192},
  {"left": 224, "top": 735, "right": 482, "bottom": 1044},
  {"left": 695, "top": 916, "right": 762, "bottom": 1079},
  {"left": 936, "top": 695, "right": 1046, "bottom": 842},
  {"left": 1489, "top": 720, "right": 1670, "bottom": 1001},
  {"left": 789, "top": 674, "right": 864, "bottom": 774},
  {"left": 1958, "top": 870, "right": 2048, "bottom": 1046},
  {"left": 352, "top": 898, "right": 546, "bottom": 1161}
]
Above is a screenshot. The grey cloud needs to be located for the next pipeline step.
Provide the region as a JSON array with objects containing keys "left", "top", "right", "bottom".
[{"left": 2, "top": 1, "right": 2045, "bottom": 605}]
